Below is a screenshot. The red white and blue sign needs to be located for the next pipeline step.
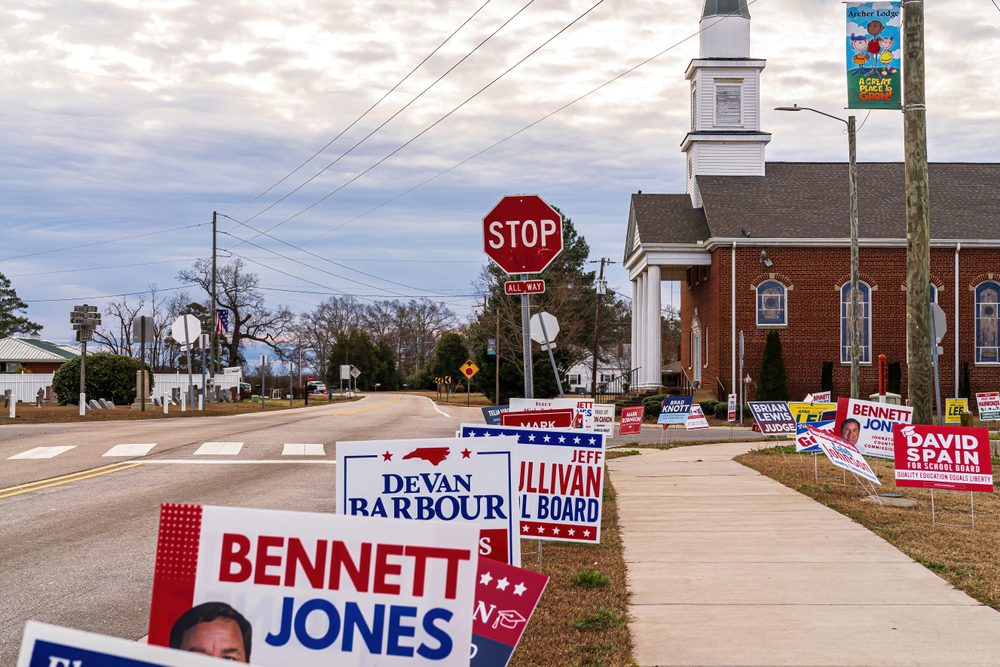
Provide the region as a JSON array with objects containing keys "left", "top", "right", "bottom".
[
  {"left": 808, "top": 426, "right": 881, "bottom": 485},
  {"left": 18, "top": 622, "right": 231, "bottom": 667},
  {"left": 147, "top": 505, "right": 480, "bottom": 666},
  {"left": 460, "top": 424, "right": 604, "bottom": 544},
  {"left": 471, "top": 558, "right": 548, "bottom": 666},
  {"left": 337, "top": 437, "right": 521, "bottom": 566},
  {"left": 795, "top": 420, "right": 834, "bottom": 453},
  {"left": 749, "top": 401, "right": 797, "bottom": 435},
  {"left": 657, "top": 396, "right": 692, "bottom": 425}
]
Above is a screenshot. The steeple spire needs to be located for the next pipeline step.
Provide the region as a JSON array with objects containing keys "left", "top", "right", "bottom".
[{"left": 702, "top": 0, "right": 750, "bottom": 19}]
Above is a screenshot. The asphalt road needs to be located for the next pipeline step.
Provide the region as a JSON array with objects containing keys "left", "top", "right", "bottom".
[{"left": 0, "top": 393, "right": 486, "bottom": 663}]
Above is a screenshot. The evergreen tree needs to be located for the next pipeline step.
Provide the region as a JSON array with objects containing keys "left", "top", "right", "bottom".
[
  {"left": 325, "top": 330, "right": 399, "bottom": 391},
  {"left": 430, "top": 333, "right": 469, "bottom": 381},
  {"left": 0, "top": 272, "right": 41, "bottom": 338},
  {"left": 757, "top": 330, "right": 789, "bottom": 401}
]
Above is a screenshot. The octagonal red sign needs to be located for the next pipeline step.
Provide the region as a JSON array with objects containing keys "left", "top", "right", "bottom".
[{"left": 482, "top": 195, "right": 563, "bottom": 275}]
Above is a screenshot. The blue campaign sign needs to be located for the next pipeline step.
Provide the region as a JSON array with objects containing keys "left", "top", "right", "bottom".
[
  {"left": 795, "top": 420, "right": 834, "bottom": 453},
  {"left": 657, "top": 396, "right": 693, "bottom": 425},
  {"left": 18, "top": 622, "right": 229, "bottom": 667},
  {"left": 748, "top": 401, "right": 797, "bottom": 435},
  {"left": 481, "top": 404, "right": 510, "bottom": 426}
]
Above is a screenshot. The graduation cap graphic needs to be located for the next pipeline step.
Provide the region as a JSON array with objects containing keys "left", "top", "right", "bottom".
[{"left": 492, "top": 609, "right": 527, "bottom": 631}]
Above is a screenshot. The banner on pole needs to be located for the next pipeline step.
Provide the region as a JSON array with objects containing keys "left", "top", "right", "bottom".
[
  {"left": 748, "top": 401, "right": 796, "bottom": 435},
  {"left": 808, "top": 426, "right": 881, "bottom": 485},
  {"left": 796, "top": 420, "right": 834, "bottom": 453},
  {"left": 834, "top": 397, "right": 913, "bottom": 459},
  {"left": 619, "top": 406, "right": 645, "bottom": 436},
  {"left": 147, "top": 505, "right": 479, "bottom": 666},
  {"left": 976, "top": 392, "right": 1000, "bottom": 420},
  {"left": 893, "top": 424, "right": 994, "bottom": 493},
  {"left": 945, "top": 398, "right": 969, "bottom": 424},
  {"left": 337, "top": 437, "right": 521, "bottom": 566},
  {"left": 685, "top": 404, "right": 710, "bottom": 431},
  {"left": 460, "top": 424, "right": 605, "bottom": 543},
  {"left": 657, "top": 396, "right": 692, "bottom": 426},
  {"left": 846, "top": 2, "right": 902, "bottom": 109}
]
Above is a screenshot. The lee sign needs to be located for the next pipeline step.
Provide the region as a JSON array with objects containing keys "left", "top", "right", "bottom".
[
  {"left": 147, "top": 505, "right": 479, "bottom": 666},
  {"left": 483, "top": 195, "right": 563, "bottom": 275},
  {"left": 893, "top": 424, "right": 994, "bottom": 493},
  {"left": 337, "top": 437, "right": 521, "bottom": 566},
  {"left": 461, "top": 424, "right": 605, "bottom": 544},
  {"left": 835, "top": 397, "right": 913, "bottom": 459}
]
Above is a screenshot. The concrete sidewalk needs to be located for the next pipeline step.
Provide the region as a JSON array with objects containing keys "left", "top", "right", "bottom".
[{"left": 608, "top": 443, "right": 1000, "bottom": 667}]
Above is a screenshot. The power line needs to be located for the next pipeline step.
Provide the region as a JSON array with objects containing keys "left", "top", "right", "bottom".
[
  {"left": 226, "top": 0, "right": 534, "bottom": 234},
  {"left": 231, "top": 0, "right": 608, "bottom": 243},
  {"left": 260, "top": 286, "right": 479, "bottom": 299},
  {"left": 231, "top": 0, "right": 496, "bottom": 214},
  {"left": 0, "top": 222, "right": 211, "bottom": 263},
  {"left": 22, "top": 284, "right": 192, "bottom": 303},
  {"left": 310, "top": 1, "right": 758, "bottom": 240},
  {"left": 991, "top": 0, "right": 1000, "bottom": 13},
  {"left": 8, "top": 256, "right": 206, "bottom": 278}
]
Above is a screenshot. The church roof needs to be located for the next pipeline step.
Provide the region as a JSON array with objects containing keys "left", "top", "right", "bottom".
[
  {"left": 629, "top": 162, "right": 1000, "bottom": 249},
  {"left": 702, "top": 0, "right": 750, "bottom": 19}
]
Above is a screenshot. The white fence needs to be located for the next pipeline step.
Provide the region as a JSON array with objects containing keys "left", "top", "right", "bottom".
[{"left": 0, "top": 370, "right": 243, "bottom": 403}]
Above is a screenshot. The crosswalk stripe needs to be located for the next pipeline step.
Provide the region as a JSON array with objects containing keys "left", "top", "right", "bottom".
[
  {"left": 193, "top": 441, "right": 244, "bottom": 456},
  {"left": 103, "top": 443, "right": 157, "bottom": 457},
  {"left": 8, "top": 446, "right": 76, "bottom": 460},
  {"left": 282, "top": 443, "right": 325, "bottom": 456}
]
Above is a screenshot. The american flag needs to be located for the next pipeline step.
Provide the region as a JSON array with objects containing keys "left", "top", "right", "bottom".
[{"left": 214, "top": 309, "right": 229, "bottom": 334}]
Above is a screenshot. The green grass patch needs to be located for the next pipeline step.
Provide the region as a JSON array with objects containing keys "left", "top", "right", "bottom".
[
  {"left": 571, "top": 569, "right": 611, "bottom": 589},
  {"left": 570, "top": 608, "right": 626, "bottom": 631}
]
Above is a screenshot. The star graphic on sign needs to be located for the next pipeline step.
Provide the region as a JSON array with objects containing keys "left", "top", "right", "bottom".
[
  {"left": 469, "top": 431, "right": 480, "bottom": 437},
  {"left": 568, "top": 528, "right": 576, "bottom": 536},
  {"left": 522, "top": 524, "right": 530, "bottom": 533},
  {"left": 588, "top": 437, "right": 596, "bottom": 445},
  {"left": 552, "top": 527, "right": 560, "bottom": 535},
  {"left": 513, "top": 582, "right": 527, "bottom": 596},
  {"left": 461, "top": 448, "right": 472, "bottom": 459},
  {"left": 573, "top": 436, "right": 581, "bottom": 444},
  {"left": 527, "top": 434, "right": 536, "bottom": 442},
  {"left": 537, "top": 526, "right": 545, "bottom": 534},
  {"left": 480, "top": 572, "right": 494, "bottom": 586},
  {"left": 382, "top": 451, "right": 393, "bottom": 461},
  {"left": 543, "top": 435, "right": 551, "bottom": 443},
  {"left": 583, "top": 529, "right": 591, "bottom": 537},
  {"left": 558, "top": 436, "right": 566, "bottom": 443},
  {"left": 496, "top": 577, "right": 510, "bottom": 591}
]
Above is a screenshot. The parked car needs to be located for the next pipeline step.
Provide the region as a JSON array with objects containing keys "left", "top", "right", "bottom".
[{"left": 306, "top": 381, "right": 327, "bottom": 394}]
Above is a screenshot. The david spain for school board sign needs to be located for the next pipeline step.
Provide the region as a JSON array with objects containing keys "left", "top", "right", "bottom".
[
  {"left": 147, "top": 505, "right": 479, "bottom": 667},
  {"left": 893, "top": 424, "right": 994, "bottom": 493},
  {"left": 461, "top": 424, "right": 605, "bottom": 544},
  {"left": 337, "top": 437, "right": 521, "bottom": 566}
]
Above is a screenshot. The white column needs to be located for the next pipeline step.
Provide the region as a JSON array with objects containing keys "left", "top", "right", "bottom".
[
  {"left": 631, "top": 279, "right": 639, "bottom": 373},
  {"left": 646, "top": 266, "right": 662, "bottom": 387},
  {"left": 636, "top": 272, "right": 646, "bottom": 383}
]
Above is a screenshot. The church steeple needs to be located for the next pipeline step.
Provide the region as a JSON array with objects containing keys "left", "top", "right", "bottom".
[
  {"left": 700, "top": 0, "right": 751, "bottom": 58},
  {"left": 702, "top": 0, "right": 750, "bottom": 19}
]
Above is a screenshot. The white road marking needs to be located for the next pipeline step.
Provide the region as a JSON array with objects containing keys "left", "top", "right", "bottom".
[
  {"left": 8, "top": 446, "right": 76, "bottom": 460},
  {"left": 193, "top": 441, "right": 244, "bottom": 456},
  {"left": 103, "top": 443, "right": 156, "bottom": 457},
  {"left": 139, "top": 460, "right": 336, "bottom": 465},
  {"left": 422, "top": 396, "right": 451, "bottom": 418},
  {"left": 282, "top": 443, "right": 325, "bottom": 456}
]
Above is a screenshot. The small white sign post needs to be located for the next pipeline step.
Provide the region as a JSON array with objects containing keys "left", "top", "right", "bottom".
[
  {"left": 169, "top": 314, "right": 202, "bottom": 410},
  {"left": 529, "top": 311, "right": 563, "bottom": 396}
]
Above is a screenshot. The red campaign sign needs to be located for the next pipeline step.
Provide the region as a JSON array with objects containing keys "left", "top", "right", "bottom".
[
  {"left": 483, "top": 195, "right": 564, "bottom": 275},
  {"left": 504, "top": 280, "right": 545, "bottom": 296},
  {"left": 619, "top": 406, "right": 644, "bottom": 436},
  {"left": 471, "top": 559, "right": 548, "bottom": 666},
  {"left": 893, "top": 424, "right": 995, "bottom": 493},
  {"left": 500, "top": 409, "right": 573, "bottom": 429}
]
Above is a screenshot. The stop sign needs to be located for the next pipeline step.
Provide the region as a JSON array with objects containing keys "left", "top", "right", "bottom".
[{"left": 483, "top": 195, "right": 563, "bottom": 274}]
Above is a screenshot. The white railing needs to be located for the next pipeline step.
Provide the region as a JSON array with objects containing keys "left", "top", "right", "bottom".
[
  {"left": 0, "top": 370, "right": 242, "bottom": 403},
  {"left": 0, "top": 374, "right": 54, "bottom": 402}
]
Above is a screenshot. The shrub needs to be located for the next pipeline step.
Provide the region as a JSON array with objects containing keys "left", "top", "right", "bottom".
[
  {"left": 642, "top": 394, "right": 666, "bottom": 414},
  {"left": 698, "top": 400, "right": 718, "bottom": 417},
  {"left": 758, "top": 330, "right": 789, "bottom": 401},
  {"left": 714, "top": 401, "right": 729, "bottom": 420},
  {"left": 52, "top": 353, "right": 153, "bottom": 405}
]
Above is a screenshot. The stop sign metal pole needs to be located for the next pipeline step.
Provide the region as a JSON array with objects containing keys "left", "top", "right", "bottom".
[
  {"left": 537, "top": 313, "right": 563, "bottom": 397},
  {"left": 182, "top": 316, "right": 196, "bottom": 410},
  {"left": 521, "top": 274, "right": 534, "bottom": 399}
]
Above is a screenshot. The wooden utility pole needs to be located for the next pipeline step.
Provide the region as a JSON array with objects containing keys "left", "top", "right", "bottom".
[
  {"left": 211, "top": 211, "right": 218, "bottom": 375},
  {"left": 904, "top": 0, "right": 932, "bottom": 423}
]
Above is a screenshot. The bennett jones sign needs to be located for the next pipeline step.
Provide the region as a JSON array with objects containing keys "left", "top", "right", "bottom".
[
  {"left": 835, "top": 397, "right": 913, "bottom": 459},
  {"left": 483, "top": 195, "right": 563, "bottom": 275},
  {"left": 147, "top": 505, "right": 479, "bottom": 666},
  {"left": 337, "top": 437, "right": 521, "bottom": 566},
  {"left": 461, "top": 424, "right": 605, "bottom": 544},
  {"left": 748, "top": 401, "right": 797, "bottom": 435},
  {"left": 893, "top": 424, "right": 994, "bottom": 493}
]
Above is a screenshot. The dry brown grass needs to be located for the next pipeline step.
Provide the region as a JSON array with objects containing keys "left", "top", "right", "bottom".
[
  {"left": 737, "top": 446, "right": 1000, "bottom": 610},
  {"left": 511, "top": 454, "right": 635, "bottom": 667},
  {"left": 406, "top": 389, "right": 495, "bottom": 406},
  {"left": 0, "top": 396, "right": 359, "bottom": 424}
]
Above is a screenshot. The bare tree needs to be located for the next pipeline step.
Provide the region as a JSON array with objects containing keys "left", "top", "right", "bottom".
[
  {"left": 294, "top": 296, "right": 363, "bottom": 381},
  {"left": 93, "top": 296, "right": 145, "bottom": 356}
]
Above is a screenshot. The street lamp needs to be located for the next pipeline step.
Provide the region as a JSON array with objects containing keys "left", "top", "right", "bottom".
[{"left": 776, "top": 104, "right": 860, "bottom": 399}]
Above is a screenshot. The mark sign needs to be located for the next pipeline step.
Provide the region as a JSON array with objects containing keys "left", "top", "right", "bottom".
[
  {"left": 504, "top": 280, "right": 545, "bottom": 295},
  {"left": 483, "top": 195, "right": 563, "bottom": 274},
  {"left": 461, "top": 359, "right": 480, "bottom": 379}
]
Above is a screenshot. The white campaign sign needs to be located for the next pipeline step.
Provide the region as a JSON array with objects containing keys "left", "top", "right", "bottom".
[
  {"left": 809, "top": 426, "right": 881, "bottom": 485},
  {"left": 685, "top": 405, "right": 710, "bottom": 430},
  {"left": 509, "top": 398, "right": 611, "bottom": 432}
]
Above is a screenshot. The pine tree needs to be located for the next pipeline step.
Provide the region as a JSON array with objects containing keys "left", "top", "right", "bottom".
[
  {"left": 758, "top": 330, "right": 789, "bottom": 401},
  {"left": 0, "top": 272, "right": 41, "bottom": 338}
]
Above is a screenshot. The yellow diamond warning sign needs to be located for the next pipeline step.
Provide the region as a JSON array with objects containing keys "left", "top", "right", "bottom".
[{"left": 459, "top": 359, "right": 479, "bottom": 379}]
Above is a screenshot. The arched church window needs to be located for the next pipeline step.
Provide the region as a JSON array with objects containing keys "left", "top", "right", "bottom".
[
  {"left": 840, "top": 282, "right": 872, "bottom": 364},
  {"left": 756, "top": 280, "right": 786, "bottom": 327},
  {"left": 976, "top": 281, "right": 1000, "bottom": 364}
]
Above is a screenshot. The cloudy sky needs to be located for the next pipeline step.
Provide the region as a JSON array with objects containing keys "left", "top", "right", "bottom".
[{"left": 2, "top": 0, "right": 998, "bottom": 342}]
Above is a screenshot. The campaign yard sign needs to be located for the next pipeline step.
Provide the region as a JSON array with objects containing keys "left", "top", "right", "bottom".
[
  {"left": 809, "top": 391, "right": 832, "bottom": 403},
  {"left": 976, "top": 392, "right": 1000, "bottom": 421},
  {"left": 945, "top": 398, "right": 969, "bottom": 425},
  {"left": 893, "top": 425, "right": 994, "bottom": 493},
  {"left": 147, "top": 505, "right": 479, "bottom": 667},
  {"left": 500, "top": 409, "right": 573, "bottom": 429},
  {"left": 657, "top": 396, "right": 692, "bottom": 426},
  {"left": 727, "top": 394, "right": 737, "bottom": 422},
  {"left": 460, "top": 424, "right": 604, "bottom": 544},
  {"left": 748, "top": 401, "right": 796, "bottom": 435},
  {"left": 508, "top": 398, "right": 607, "bottom": 431},
  {"left": 835, "top": 397, "right": 913, "bottom": 459},
  {"left": 337, "top": 437, "right": 521, "bottom": 566},
  {"left": 619, "top": 406, "right": 644, "bottom": 436},
  {"left": 18, "top": 622, "right": 233, "bottom": 667},
  {"left": 482, "top": 405, "right": 510, "bottom": 426},
  {"left": 795, "top": 420, "right": 834, "bottom": 453},
  {"left": 788, "top": 402, "right": 838, "bottom": 425},
  {"left": 591, "top": 404, "right": 615, "bottom": 435},
  {"left": 472, "top": 554, "right": 548, "bottom": 666},
  {"left": 808, "top": 426, "right": 881, "bottom": 485},
  {"left": 685, "top": 404, "right": 710, "bottom": 431}
]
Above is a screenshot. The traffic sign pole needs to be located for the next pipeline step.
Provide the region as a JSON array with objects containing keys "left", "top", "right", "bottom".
[
  {"left": 183, "top": 316, "right": 195, "bottom": 410},
  {"left": 521, "top": 274, "right": 533, "bottom": 399},
  {"left": 537, "top": 313, "right": 563, "bottom": 396}
]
